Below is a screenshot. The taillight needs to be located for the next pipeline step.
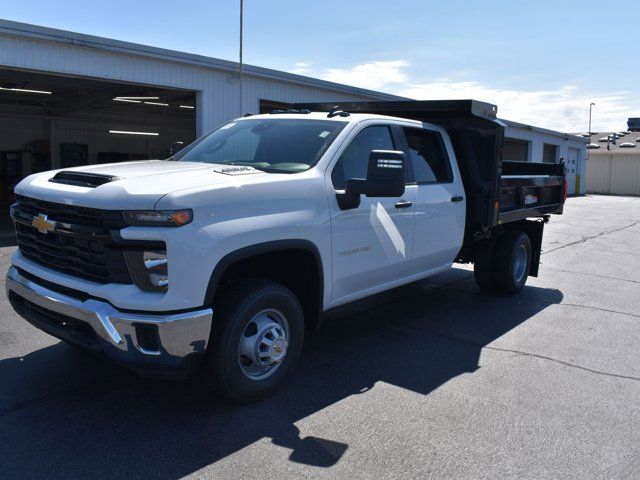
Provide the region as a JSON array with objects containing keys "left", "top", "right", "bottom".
[{"left": 562, "top": 180, "right": 568, "bottom": 202}]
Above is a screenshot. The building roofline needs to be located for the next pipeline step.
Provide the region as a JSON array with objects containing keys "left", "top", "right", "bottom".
[
  {"left": 501, "top": 118, "right": 588, "bottom": 142},
  {"left": 0, "top": 19, "right": 406, "bottom": 101}
]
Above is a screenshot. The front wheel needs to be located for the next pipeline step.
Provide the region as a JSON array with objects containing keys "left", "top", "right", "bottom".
[{"left": 204, "top": 279, "right": 304, "bottom": 403}]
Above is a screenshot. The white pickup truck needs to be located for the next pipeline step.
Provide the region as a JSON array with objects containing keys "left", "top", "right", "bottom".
[{"left": 6, "top": 100, "right": 566, "bottom": 402}]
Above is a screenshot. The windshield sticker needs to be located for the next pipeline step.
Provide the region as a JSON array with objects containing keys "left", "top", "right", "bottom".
[
  {"left": 318, "top": 131, "right": 330, "bottom": 138},
  {"left": 220, "top": 123, "right": 236, "bottom": 130}
]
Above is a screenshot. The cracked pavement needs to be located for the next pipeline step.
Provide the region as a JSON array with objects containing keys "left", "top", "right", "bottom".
[{"left": 0, "top": 194, "right": 639, "bottom": 479}]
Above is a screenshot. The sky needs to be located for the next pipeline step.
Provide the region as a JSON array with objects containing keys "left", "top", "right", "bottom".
[{"left": 2, "top": 0, "right": 637, "bottom": 132}]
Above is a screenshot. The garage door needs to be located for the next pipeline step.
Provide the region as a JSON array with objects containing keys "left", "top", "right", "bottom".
[{"left": 503, "top": 138, "right": 529, "bottom": 162}]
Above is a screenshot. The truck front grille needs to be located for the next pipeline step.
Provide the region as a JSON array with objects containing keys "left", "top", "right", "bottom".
[
  {"left": 15, "top": 194, "right": 125, "bottom": 228},
  {"left": 13, "top": 195, "right": 133, "bottom": 284}
]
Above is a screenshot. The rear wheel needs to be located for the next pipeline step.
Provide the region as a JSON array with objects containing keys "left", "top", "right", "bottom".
[
  {"left": 204, "top": 279, "right": 304, "bottom": 403},
  {"left": 492, "top": 231, "right": 531, "bottom": 294}
]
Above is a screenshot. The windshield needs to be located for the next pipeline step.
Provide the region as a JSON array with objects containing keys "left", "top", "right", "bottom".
[{"left": 173, "top": 118, "right": 347, "bottom": 173}]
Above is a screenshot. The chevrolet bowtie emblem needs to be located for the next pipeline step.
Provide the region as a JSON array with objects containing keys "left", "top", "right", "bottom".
[{"left": 31, "top": 214, "right": 56, "bottom": 234}]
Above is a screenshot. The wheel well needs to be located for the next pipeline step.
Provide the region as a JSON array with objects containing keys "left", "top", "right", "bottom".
[{"left": 207, "top": 246, "right": 323, "bottom": 331}]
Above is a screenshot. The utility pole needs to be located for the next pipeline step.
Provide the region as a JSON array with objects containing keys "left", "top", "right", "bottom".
[{"left": 238, "top": 0, "right": 244, "bottom": 117}]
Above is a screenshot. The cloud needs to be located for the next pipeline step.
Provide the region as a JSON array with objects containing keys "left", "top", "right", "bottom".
[
  {"left": 288, "top": 59, "right": 636, "bottom": 131},
  {"left": 399, "top": 80, "right": 635, "bottom": 132},
  {"left": 321, "top": 60, "right": 409, "bottom": 90},
  {"left": 289, "top": 60, "right": 409, "bottom": 90},
  {"left": 291, "top": 62, "right": 312, "bottom": 75}
]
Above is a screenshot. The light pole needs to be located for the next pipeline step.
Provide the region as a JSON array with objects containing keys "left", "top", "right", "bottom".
[
  {"left": 586, "top": 102, "right": 596, "bottom": 183},
  {"left": 238, "top": 0, "right": 244, "bottom": 117}
]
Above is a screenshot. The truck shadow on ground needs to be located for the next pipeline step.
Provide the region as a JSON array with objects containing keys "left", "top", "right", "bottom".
[{"left": 0, "top": 269, "right": 563, "bottom": 479}]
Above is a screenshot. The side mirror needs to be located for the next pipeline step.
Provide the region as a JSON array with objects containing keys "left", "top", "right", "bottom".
[
  {"left": 170, "top": 141, "right": 185, "bottom": 156},
  {"left": 345, "top": 150, "right": 406, "bottom": 197}
]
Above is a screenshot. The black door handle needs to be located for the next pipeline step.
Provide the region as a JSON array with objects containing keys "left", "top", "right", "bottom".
[
  {"left": 451, "top": 195, "right": 464, "bottom": 203},
  {"left": 395, "top": 200, "right": 413, "bottom": 209}
]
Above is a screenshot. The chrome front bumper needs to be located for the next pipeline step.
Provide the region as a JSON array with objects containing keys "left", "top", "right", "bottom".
[{"left": 6, "top": 266, "right": 213, "bottom": 377}]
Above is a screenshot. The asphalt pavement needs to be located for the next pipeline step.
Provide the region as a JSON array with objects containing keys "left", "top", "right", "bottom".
[{"left": 0, "top": 194, "right": 639, "bottom": 479}]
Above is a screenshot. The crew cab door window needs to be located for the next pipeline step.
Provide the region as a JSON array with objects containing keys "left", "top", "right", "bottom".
[
  {"left": 328, "top": 124, "right": 416, "bottom": 304},
  {"left": 403, "top": 128, "right": 452, "bottom": 184},
  {"left": 331, "top": 126, "right": 395, "bottom": 189}
]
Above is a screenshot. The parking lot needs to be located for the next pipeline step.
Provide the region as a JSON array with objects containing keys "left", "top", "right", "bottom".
[{"left": 0, "top": 194, "right": 639, "bottom": 480}]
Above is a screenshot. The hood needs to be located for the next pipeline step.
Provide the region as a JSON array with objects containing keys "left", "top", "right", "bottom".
[{"left": 14, "top": 160, "right": 267, "bottom": 210}]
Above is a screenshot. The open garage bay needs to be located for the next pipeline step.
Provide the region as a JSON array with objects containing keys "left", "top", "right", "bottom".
[{"left": 0, "top": 68, "right": 195, "bottom": 228}]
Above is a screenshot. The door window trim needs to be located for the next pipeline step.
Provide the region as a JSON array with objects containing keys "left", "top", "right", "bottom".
[{"left": 399, "top": 126, "right": 454, "bottom": 186}]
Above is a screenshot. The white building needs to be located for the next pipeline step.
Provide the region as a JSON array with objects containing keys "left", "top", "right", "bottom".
[
  {"left": 502, "top": 120, "right": 587, "bottom": 195},
  {"left": 0, "top": 19, "right": 586, "bottom": 221}
]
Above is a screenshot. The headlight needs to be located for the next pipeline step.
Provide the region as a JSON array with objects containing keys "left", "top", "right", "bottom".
[
  {"left": 123, "top": 209, "right": 192, "bottom": 227},
  {"left": 124, "top": 249, "right": 169, "bottom": 292}
]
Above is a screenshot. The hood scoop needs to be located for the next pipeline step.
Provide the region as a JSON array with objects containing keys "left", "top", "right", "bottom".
[{"left": 49, "top": 171, "right": 123, "bottom": 188}]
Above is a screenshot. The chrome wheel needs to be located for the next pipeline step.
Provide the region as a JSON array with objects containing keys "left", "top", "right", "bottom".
[
  {"left": 238, "top": 309, "right": 289, "bottom": 380},
  {"left": 513, "top": 243, "right": 528, "bottom": 284}
]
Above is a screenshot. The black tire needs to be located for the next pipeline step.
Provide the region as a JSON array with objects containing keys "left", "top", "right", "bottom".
[
  {"left": 492, "top": 231, "right": 532, "bottom": 294},
  {"left": 204, "top": 279, "right": 304, "bottom": 403},
  {"left": 473, "top": 238, "right": 496, "bottom": 291}
]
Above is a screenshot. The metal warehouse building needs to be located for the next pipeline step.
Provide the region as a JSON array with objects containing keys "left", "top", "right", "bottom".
[
  {"left": 583, "top": 119, "right": 640, "bottom": 196},
  {"left": 0, "top": 19, "right": 586, "bottom": 226}
]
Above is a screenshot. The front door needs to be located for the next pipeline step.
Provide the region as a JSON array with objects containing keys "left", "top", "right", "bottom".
[{"left": 328, "top": 124, "right": 416, "bottom": 304}]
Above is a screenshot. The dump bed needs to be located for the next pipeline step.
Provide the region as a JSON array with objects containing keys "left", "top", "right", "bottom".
[
  {"left": 499, "top": 160, "right": 565, "bottom": 224},
  {"left": 296, "top": 100, "right": 566, "bottom": 241}
]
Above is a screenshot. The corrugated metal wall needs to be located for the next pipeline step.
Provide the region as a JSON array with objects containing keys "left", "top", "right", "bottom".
[{"left": 586, "top": 153, "right": 640, "bottom": 195}]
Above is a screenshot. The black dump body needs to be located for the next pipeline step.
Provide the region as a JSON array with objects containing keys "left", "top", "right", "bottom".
[{"left": 296, "top": 100, "right": 566, "bottom": 247}]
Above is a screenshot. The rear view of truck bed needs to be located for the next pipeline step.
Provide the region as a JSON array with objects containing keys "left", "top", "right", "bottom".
[{"left": 499, "top": 160, "right": 566, "bottom": 224}]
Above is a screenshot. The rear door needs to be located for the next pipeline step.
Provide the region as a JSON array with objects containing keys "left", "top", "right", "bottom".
[
  {"left": 327, "top": 123, "right": 416, "bottom": 304},
  {"left": 400, "top": 126, "right": 466, "bottom": 274}
]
